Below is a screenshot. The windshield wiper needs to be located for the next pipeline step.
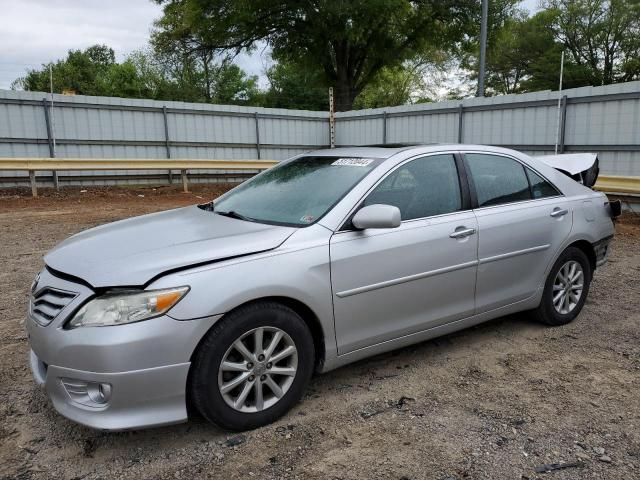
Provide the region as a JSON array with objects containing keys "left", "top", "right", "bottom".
[{"left": 215, "top": 209, "right": 254, "bottom": 222}]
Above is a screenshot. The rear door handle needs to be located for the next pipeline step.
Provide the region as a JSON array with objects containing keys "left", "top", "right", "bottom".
[
  {"left": 550, "top": 208, "right": 569, "bottom": 218},
  {"left": 450, "top": 227, "right": 476, "bottom": 239}
]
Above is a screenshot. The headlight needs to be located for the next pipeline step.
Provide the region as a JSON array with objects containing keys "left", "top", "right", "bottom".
[{"left": 67, "top": 287, "right": 189, "bottom": 328}]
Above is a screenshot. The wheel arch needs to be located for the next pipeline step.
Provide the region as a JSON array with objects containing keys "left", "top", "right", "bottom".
[
  {"left": 185, "top": 296, "right": 327, "bottom": 419},
  {"left": 188, "top": 296, "right": 326, "bottom": 372},
  {"left": 546, "top": 237, "right": 597, "bottom": 279},
  {"left": 566, "top": 239, "right": 596, "bottom": 273}
]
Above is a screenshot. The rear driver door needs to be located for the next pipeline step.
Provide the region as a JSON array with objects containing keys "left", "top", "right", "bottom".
[{"left": 463, "top": 152, "right": 573, "bottom": 313}]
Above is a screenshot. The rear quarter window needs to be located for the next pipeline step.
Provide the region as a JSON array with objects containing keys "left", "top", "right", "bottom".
[{"left": 526, "top": 168, "right": 561, "bottom": 199}]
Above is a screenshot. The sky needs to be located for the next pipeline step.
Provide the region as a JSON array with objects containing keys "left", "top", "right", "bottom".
[
  {"left": 0, "top": 0, "right": 266, "bottom": 89},
  {"left": 0, "top": 0, "right": 540, "bottom": 91}
]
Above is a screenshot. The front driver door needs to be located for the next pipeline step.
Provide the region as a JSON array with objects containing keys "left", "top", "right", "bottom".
[{"left": 330, "top": 153, "right": 478, "bottom": 355}]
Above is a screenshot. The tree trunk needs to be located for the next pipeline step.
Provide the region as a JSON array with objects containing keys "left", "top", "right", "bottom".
[
  {"left": 334, "top": 84, "right": 355, "bottom": 111},
  {"left": 203, "top": 55, "right": 212, "bottom": 101},
  {"left": 333, "top": 72, "right": 361, "bottom": 112},
  {"left": 331, "top": 42, "right": 362, "bottom": 111},
  {"left": 603, "top": 50, "right": 614, "bottom": 85}
]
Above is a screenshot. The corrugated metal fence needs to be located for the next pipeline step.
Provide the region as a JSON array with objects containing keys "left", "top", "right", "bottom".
[
  {"left": 1, "top": 80, "right": 639, "bottom": 187},
  {"left": 336, "top": 81, "right": 640, "bottom": 177},
  {"left": 0, "top": 90, "right": 329, "bottom": 186}
]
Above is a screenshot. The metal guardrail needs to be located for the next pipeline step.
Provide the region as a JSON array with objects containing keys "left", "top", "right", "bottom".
[
  {"left": 0, "top": 158, "right": 278, "bottom": 171},
  {"left": 0, "top": 158, "right": 278, "bottom": 196},
  {"left": 594, "top": 175, "right": 640, "bottom": 196},
  {"left": 1, "top": 157, "right": 639, "bottom": 198}
]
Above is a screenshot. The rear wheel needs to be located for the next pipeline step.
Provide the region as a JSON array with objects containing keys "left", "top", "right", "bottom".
[
  {"left": 532, "top": 247, "right": 592, "bottom": 326},
  {"left": 190, "top": 301, "right": 314, "bottom": 431}
]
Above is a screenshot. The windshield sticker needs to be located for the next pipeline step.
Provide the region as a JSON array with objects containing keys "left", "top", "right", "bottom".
[
  {"left": 331, "top": 158, "right": 374, "bottom": 167},
  {"left": 300, "top": 215, "right": 315, "bottom": 223}
]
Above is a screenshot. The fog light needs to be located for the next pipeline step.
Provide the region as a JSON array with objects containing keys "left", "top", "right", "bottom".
[
  {"left": 61, "top": 378, "right": 112, "bottom": 407},
  {"left": 90, "top": 383, "right": 112, "bottom": 404}
]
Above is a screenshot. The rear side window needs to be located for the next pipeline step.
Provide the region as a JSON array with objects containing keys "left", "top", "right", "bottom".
[
  {"left": 364, "top": 154, "right": 461, "bottom": 220},
  {"left": 465, "top": 153, "right": 531, "bottom": 207},
  {"left": 526, "top": 168, "right": 560, "bottom": 199}
]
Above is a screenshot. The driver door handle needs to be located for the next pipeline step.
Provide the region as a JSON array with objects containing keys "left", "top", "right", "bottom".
[
  {"left": 450, "top": 227, "right": 476, "bottom": 239},
  {"left": 550, "top": 208, "right": 569, "bottom": 218}
]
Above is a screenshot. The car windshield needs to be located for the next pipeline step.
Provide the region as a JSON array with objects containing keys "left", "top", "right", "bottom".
[{"left": 212, "top": 156, "right": 383, "bottom": 226}]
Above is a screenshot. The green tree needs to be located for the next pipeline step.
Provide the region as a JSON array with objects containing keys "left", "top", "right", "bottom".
[
  {"left": 13, "top": 45, "right": 116, "bottom": 95},
  {"left": 152, "top": 4, "right": 264, "bottom": 105},
  {"left": 483, "top": 16, "right": 529, "bottom": 94},
  {"left": 210, "top": 61, "right": 260, "bottom": 104},
  {"left": 479, "top": 12, "right": 566, "bottom": 94},
  {"left": 152, "top": 0, "right": 476, "bottom": 111},
  {"left": 543, "top": 0, "right": 640, "bottom": 85},
  {"left": 514, "top": 10, "right": 596, "bottom": 91},
  {"left": 124, "top": 49, "right": 179, "bottom": 100},
  {"left": 261, "top": 59, "right": 328, "bottom": 111},
  {"left": 458, "top": 0, "right": 527, "bottom": 95},
  {"left": 261, "top": 57, "right": 442, "bottom": 110},
  {"left": 152, "top": 8, "right": 218, "bottom": 102},
  {"left": 353, "top": 64, "right": 431, "bottom": 109},
  {"left": 480, "top": 0, "right": 640, "bottom": 95},
  {"left": 12, "top": 44, "right": 262, "bottom": 105}
]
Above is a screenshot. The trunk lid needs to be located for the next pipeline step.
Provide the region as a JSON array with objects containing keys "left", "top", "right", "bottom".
[{"left": 537, "top": 153, "right": 600, "bottom": 188}]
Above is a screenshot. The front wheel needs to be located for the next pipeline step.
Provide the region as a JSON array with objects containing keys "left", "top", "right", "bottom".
[
  {"left": 190, "top": 301, "right": 314, "bottom": 431},
  {"left": 532, "top": 246, "right": 592, "bottom": 326}
]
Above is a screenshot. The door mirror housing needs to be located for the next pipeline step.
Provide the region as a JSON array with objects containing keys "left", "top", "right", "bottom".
[{"left": 352, "top": 204, "right": 401, "bottom": 230}]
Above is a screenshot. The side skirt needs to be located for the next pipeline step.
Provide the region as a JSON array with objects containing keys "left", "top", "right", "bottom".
[{"left": 320, "top": 291, "right": 542, "bottom": 373}]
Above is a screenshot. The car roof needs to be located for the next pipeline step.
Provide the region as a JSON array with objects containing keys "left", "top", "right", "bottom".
[
  {"left": 305, "top": 144, "right": 520, "bottom": 160},
  {"left": 303, "top": 146, "right": 417, "bottom": 159}
]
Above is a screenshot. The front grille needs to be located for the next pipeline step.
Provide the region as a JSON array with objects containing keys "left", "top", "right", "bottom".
[{"left": 30, "top": 287, "right": 78, "bottom": 326}]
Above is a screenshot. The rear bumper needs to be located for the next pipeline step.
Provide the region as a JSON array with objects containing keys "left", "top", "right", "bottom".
[{"left": 593, "top": 235, "right": 613, "bottom": 267}]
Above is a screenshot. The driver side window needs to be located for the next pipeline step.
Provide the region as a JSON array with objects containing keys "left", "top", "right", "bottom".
[{"left": 363, "top": 154, "right": 462, "bottom": 221}]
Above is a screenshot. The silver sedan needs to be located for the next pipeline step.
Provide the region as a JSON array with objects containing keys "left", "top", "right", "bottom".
[{"left": 27, "top": 144, "right": 618, "bottom": 431}]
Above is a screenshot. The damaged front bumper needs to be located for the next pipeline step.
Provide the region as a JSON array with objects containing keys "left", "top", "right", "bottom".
[{"left": 26, "top": 267, "right": 222, "bottom": 431}]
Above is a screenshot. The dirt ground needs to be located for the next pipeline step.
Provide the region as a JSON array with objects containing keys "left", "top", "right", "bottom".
[{"left": 1, "top": 185, "right": 639, "bottom": 480}]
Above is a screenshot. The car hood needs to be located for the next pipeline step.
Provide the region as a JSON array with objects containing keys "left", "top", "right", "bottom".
[{"left": 44, "top": 205, "right": 297, "bottom": 288}]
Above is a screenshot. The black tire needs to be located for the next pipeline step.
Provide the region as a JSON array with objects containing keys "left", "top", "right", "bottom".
[
  {"left": 190, "top": 301, "right": 314, "bottom": 431},
  {"left": 532, "top": 246, "right": 592, "bottom": 326}
]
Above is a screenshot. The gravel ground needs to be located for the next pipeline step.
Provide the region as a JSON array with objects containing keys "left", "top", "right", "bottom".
[{"left": 1, "top": 186, "right": 639, "bottom": 480}]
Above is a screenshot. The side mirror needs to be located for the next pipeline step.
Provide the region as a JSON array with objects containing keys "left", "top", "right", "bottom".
[{"left": 352, "top": 204, "right": 401, "bottom": 230}]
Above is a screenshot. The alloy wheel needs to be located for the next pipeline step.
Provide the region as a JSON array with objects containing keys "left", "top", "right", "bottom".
[
  {"left": 217, "top": 326, "right": 298, "bottom": 413},
  {"left": 552, "top": 260, "right": 584, "bottom": 315}
]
